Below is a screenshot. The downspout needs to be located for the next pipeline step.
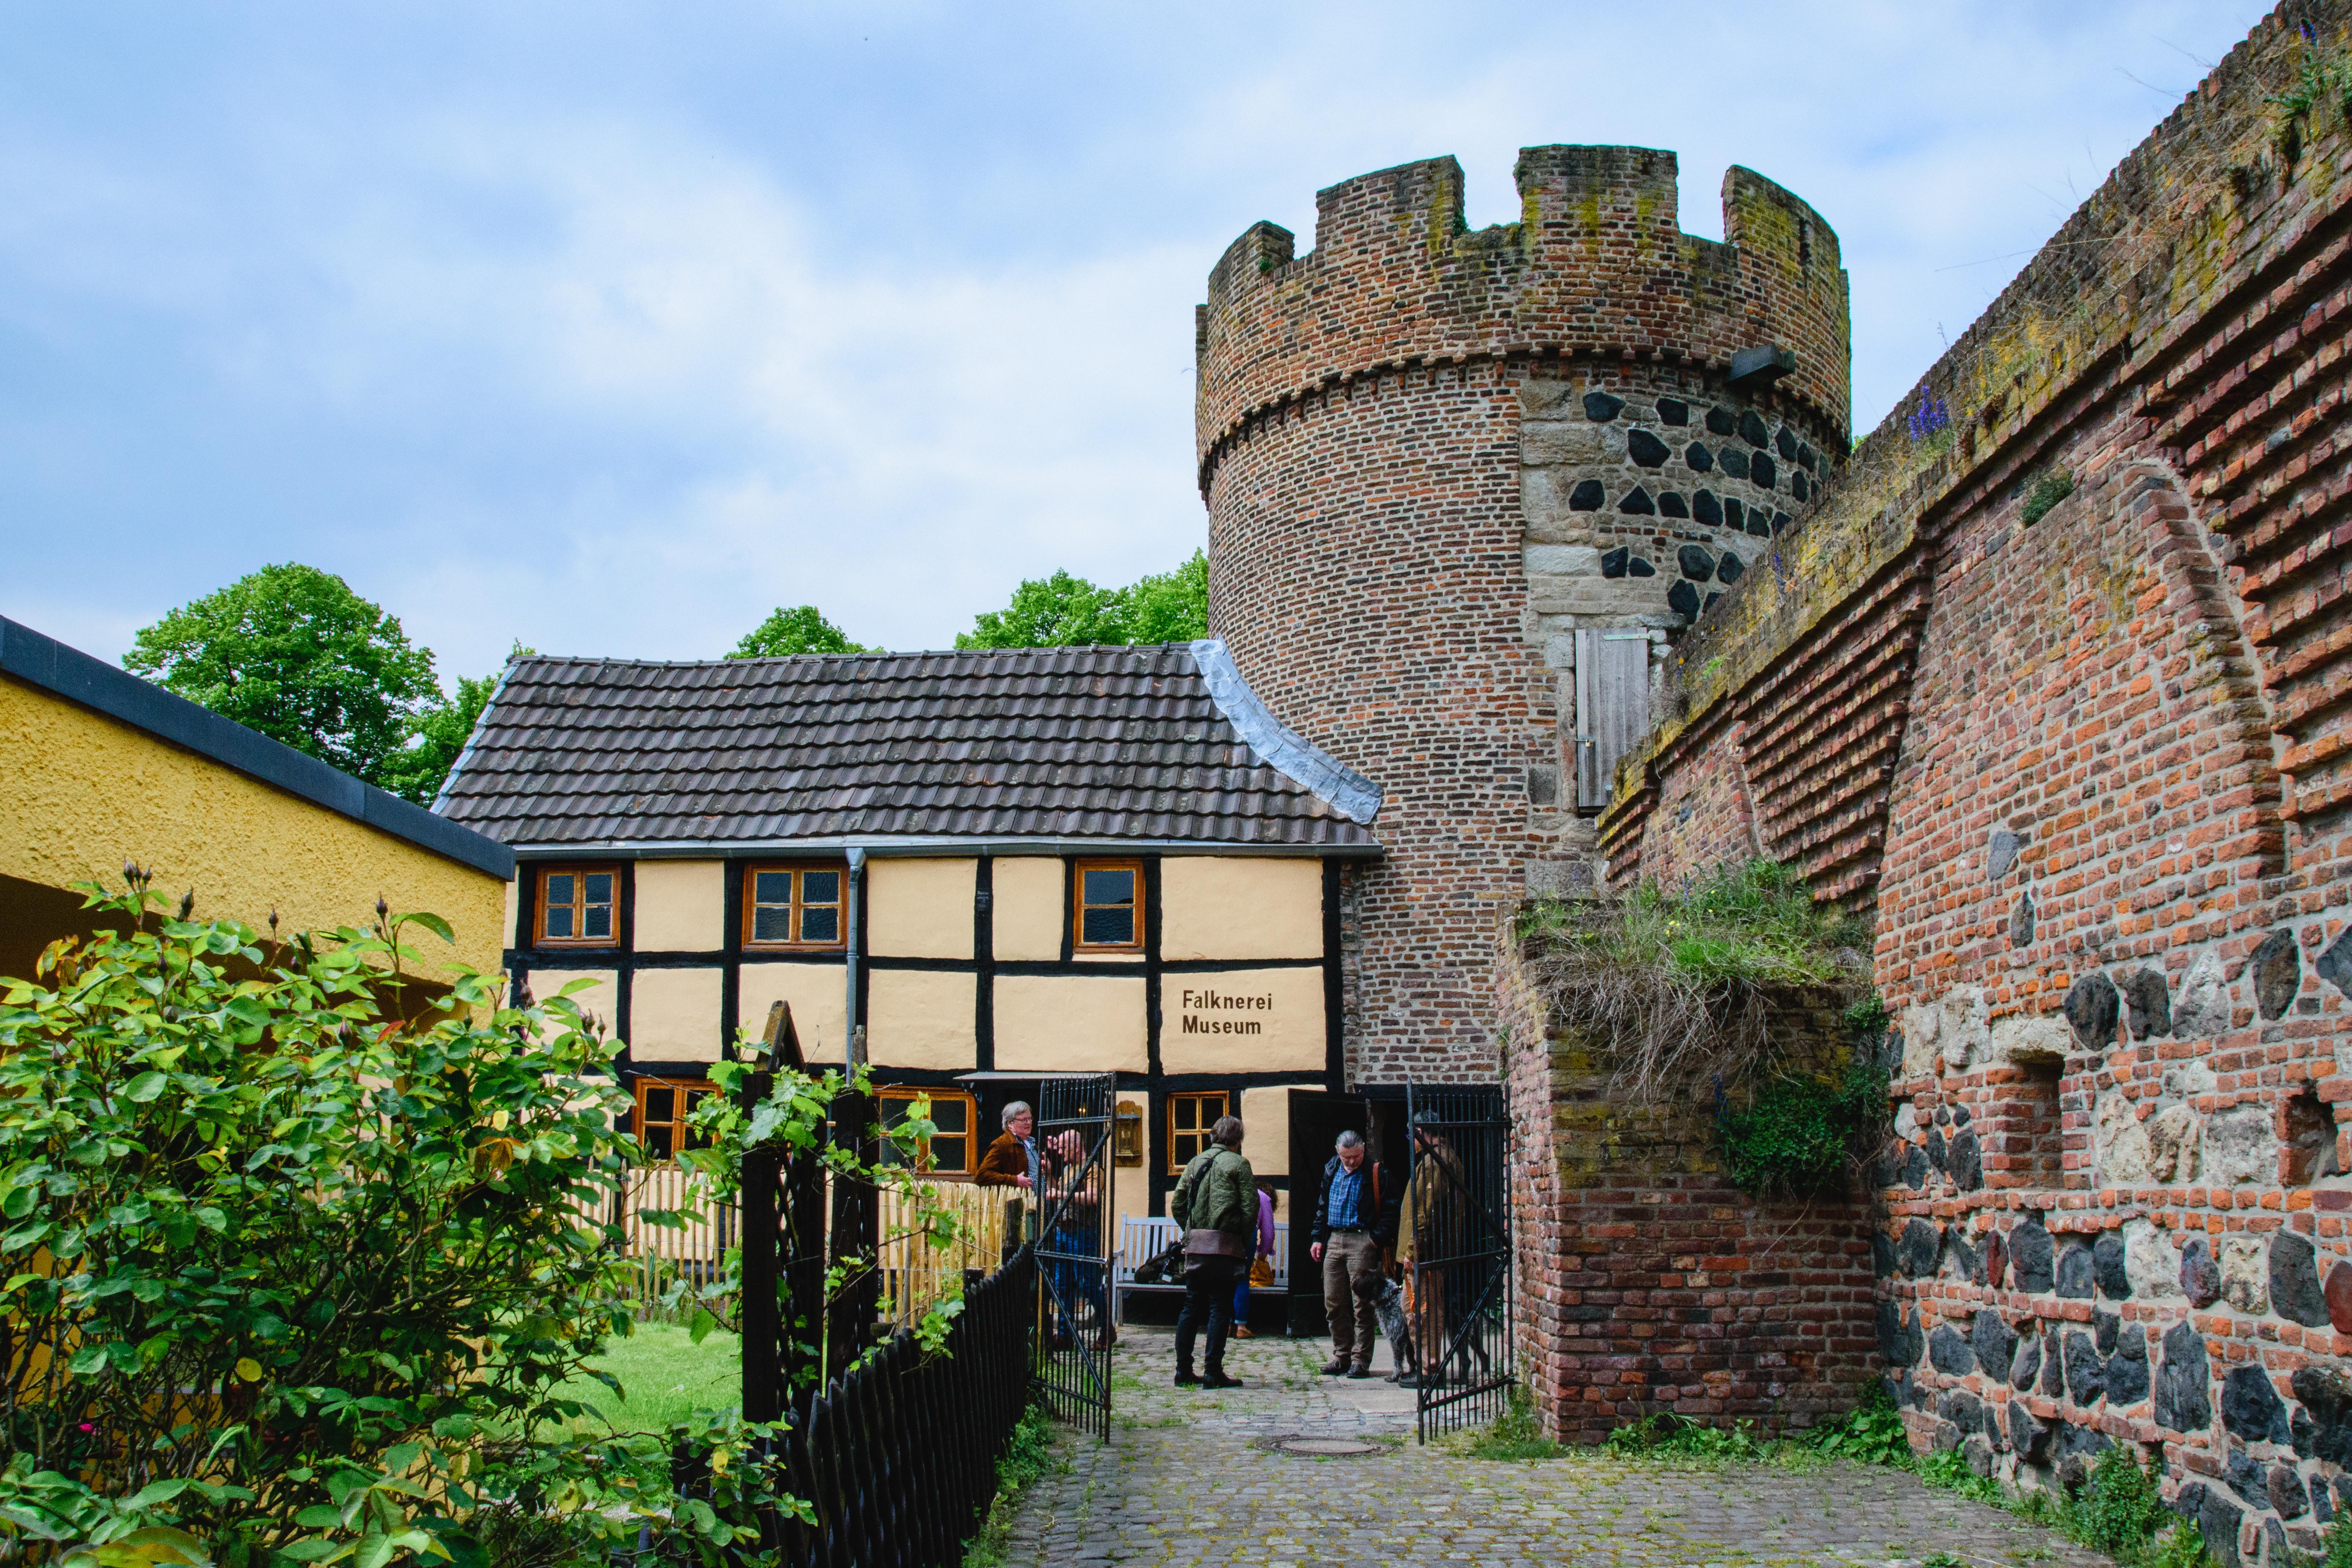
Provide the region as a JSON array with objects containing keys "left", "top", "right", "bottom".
[{"left": 844, "top": 847, "right": 867, "bottom": 1069}]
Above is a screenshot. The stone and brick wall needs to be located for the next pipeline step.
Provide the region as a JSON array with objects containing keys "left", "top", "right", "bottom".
[
  {"left": 1498, "top": 927, "right": 1877, "bottom": 1441},
  {"left": 1199, "top": 148, "right": 1849, "bottom": 1084},
  {"left": 1594, "top": 5, "right": 2352, "bottom": 1560}
]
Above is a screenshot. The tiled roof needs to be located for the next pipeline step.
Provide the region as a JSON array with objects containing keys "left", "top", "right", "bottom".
[{"left": 436, "top": 641, "right": 1381, "bottom": 853}]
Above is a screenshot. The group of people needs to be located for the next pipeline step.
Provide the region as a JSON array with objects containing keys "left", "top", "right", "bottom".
[{"left": 972, "top": 1099, "right": 1462, "bottom": 1392}]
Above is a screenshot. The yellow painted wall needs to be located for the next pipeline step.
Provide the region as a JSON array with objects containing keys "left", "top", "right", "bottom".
[
  {"left": 991, "top": 857, "right": 1064, "bottom": 961},
  {"left": 629, "top": 966, "right": 724, "bottom": 1061},
  {"left": 1160, "top": 967, "right": 1325, "bottom": 1074},
  {"left": 522, "top": 968, "right": 618, "bottom": 1040},
  {"left": 868, "top": 859, "right": 976, "bottom": 959},
  {"left": 1160, "top": 858, "right": 1322, "bottom": 961},
  {"left": 1, "top": 676, "right": 506, "bottom": 976},
  {"left": 994, "top": 973, "right": 1147, "bottom": 1072},
  {"left": 634, "top": 861, "right": 724, "bottom": 952},
  {"left": 1238, "top": 1083, "right": 1323, "bottom": 1178},
  {"left": 868, "top": 969, "right": 977, "bottom": 1071},
  {"left": 740, "top": 961, "right": 846, "bottom": 1064}
]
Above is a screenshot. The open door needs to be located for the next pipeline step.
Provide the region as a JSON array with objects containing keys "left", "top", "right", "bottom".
[{"left": 1283, "top": 1088, "right": 1370, "bottom": 1336}]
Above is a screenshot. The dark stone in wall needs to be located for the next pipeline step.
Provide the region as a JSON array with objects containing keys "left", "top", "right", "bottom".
[
  {"left": 2038, "top": 1329, "right": 2065, "bottom": 1397},
  {"left": 2182, "top": 1237, "right": 2222, "bottom": 1307},
  {"left": 1738, "top": 409, "right": 1770, "bottom": 447},
  {"left": 1988, "top": 828, "right": 2021, "bottom": 882},
  {"left": 1871, "top": 1227, "right": 1895, "bottom": 1278},
  {"left": 1926, "top": 1125, "right": 1947, "bottom": 1170},
  {"left": 1686, "top": 442, "right": 1715, "bottom": 473},
  {"left": 2318, "top": 1477, "right": 2338, "bottom": 1523},
  {"left": 2062, "top": 1330, "right": 2105, "bottom": 1404},
  {"left": 2011, "top": 1334, "right": 2042, "bottom": 1389},
  {"left": 1693, "top": 489, "right": 1722, "bottom": 526},
  {"left": 2095, "top": 1231, "right": 2132, "bottom": 1299},
  {"left": 1876, "top": 1299, "right": 1906, "bottom": 1363},
  {"left": 1903, "top": 1144, "right": 1928, "bottom": 1189},
  {"left": 1584, "top": 392, "right": 1624, "bottom": 421},
  {"left": 1799, "top": 441, "right": 1818, "bottom": 471},
  {"left": 1928, "top": 1324, "right": 1975, "bottom": 1376},
  {"left": 1941, "top": 1229, "right": 1979, "bottom": 1284},
  {"left": 2318, "top": 925, "right": 2352, "bottom": 999},
  {"left": 1771, "top": 509, "right": 1791, "bottom": 534},
  {"left": 1657, "top": 397, "right": 1688, "bottom": 425},
  {"left": 1949, "top": 1128, "right": 1982, "bottom": 1190},
  {"left": 2257, "top": 928, "right": 2302, "bottom": 1019},
  {"left": 1658, "top": 491, "right": 1689, "bottom": 519},
  {"left": 1775, "top": 427, "right": 1798, "bottom": 461},
  {"left": 2056, "top": 1240, "right": 2094, "bottom": 1299},
  {"left": 1717, "top": 552, "right": 1745, "bottom": 584},
  {"left": 1723, "top": 496, "right": 1745, "bottom": 532},
  {"left": 2108, "top": 1327, "right": 2149, "bottom": 1405},
  {"left": 2123, "top": 968, "right": 2171, "bottom": 1038},
  {"left": 1721, "top": 447, "right": 1750, "bottom": 480},
  {"left": 2009, "top": 890, "right": 2034, "bottom": 946},
  {"left": 2009, "top": 1399, "right": 2049, "bottom": 1459},
  {"left": 1678, "top": 545, "right": 1716, "bottom": 580},
  {"left": 2095, "top": 1311, "right": 2120, "bottom": 1355},
  {"left": 2051, "top": 1421, "right": 2112, "bottom": 1490},
  {"left": 1627, "top": 556, "right": 1654, "bottom": 577},
  {"left": 1620, "top": 486, "right": 1656, "bottom": 516},
  {"left": 2291, "top": 1366, "right": 2352, "bottom": 1466},
  {"left": 2272, "top": 1463, "right": 2310, "bottom": 1519},
  {"left": 1629, "top": 429, "right": 1671, "bottom": 467},
  {"left": 2200, "top": 1488, "right": 2244, "bottom": 1568},
  {"left": 1752, "top": 453, "right": 1778, "bottom": 490},
  {"left": 2156, "top": 1323, "right": 2211, "bottom": 1432},
  {"left": 2064, "top": 972, "right": 2120, "bottom": 1050},
  {"left": 1972, "top": 1310, "right": 2015, "bottom": 1383},
  {"left": 1792, "top": 469, "right": 1811, "bottom": 502},
  {"left": 1942, "top": 1389, "right": 1983, "bottom": 1434},
  {"left": 2274, "top": 1232, "right": 2330, "bottom": 1328},
  {"left": 2223, "top": 1365, "right": 2290, "bottom": 1444},
  {"left": 1705, "top": 405, "right": 1734, "bottom": 436},
  {"left": 1601, "top": 547, "right": 1628, "bottom": 578},
  {"left": 2011, "top": 1219, "right": 2054, "bottom": 1291},
  {"left": 1667, "top": 580, "right": 1699, "bottom": 619},
  {"left": 2225, "top": 1448, "right": 2267, "bottom": 1506},
  {"left": 1570, "top": 479, "right": 1605, "bottom": 510}
]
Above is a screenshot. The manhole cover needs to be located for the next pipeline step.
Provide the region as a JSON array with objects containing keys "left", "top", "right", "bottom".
[{"left": 1273, "top": 1438, "right": 1380, "bottom": 1456}]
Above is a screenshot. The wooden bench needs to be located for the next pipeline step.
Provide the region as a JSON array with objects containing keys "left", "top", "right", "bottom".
[{"left": 1112, "top": 1215, "right": 1287, "bottom": 1324}]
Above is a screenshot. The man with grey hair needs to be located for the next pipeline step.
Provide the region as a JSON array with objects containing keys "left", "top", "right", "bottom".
[
  {"left": 975, "top": 1100, "right": 1038, "bottom": 1190},
  {"left": 1309, "top": 1128, "right": 1395, "bottom": 1377}
]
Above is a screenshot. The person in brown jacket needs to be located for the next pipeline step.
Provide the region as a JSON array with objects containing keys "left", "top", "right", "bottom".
[{"left": 975, "top": 1101, "right": 1037, "bottom": 1190}]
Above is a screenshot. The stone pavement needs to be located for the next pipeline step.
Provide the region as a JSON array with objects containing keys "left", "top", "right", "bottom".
[{"left": 999, "top": 1327, "right": 2114, "bottom": 1567}]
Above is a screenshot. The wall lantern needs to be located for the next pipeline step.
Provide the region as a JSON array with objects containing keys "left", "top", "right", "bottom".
[{"left": 1113, "top": 1101, "right": 1144, "bottom": 1167}]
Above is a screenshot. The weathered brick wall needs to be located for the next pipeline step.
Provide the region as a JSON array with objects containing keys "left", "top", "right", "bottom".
[
  {"left": 1499, "top": 928, "right": 1877, "bottom": 1441},
  {"left": 1594, "top": 6, "right": 2352, "bottom": 1559}
]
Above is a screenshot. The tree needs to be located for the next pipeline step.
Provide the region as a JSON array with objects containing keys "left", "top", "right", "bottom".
[
  {"left": 953, "top": 550, "right": 1208, "bottom": 650},
  {"left": 124, "top": 564, "right": 440, "bottom": 788},
  {"left": 727, "top": 606, "right": 873, "bottom": 658},
  {"left": 377, "top": 671, "right": 499, "bottom": 806}
]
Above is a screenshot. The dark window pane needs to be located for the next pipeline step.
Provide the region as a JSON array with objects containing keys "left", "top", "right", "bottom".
[
  {"left": 583, "top": 905, "right": 612, "bottom": 939},
  {"left": 546, "top": 873, "right": 574, "bottom": 905},
  {"left": 1082, "top": 868, "right": 1134, "bottom": 906},
  {"left": 585, "top": 872, "right": 614, "bottom": 902},
  {"left": 645, "top": 1087, "right": 675, "bottom": 1122},
  {"left": 936, "top": 1135, "right": 968, "bottom": 1173},
  {"left": 546, "top": 906, "right": 574, "bottom": 939},
  {"left": 648, "top": 1126, "right": 674, "bottom": 1161},
  {"left": 754, "top": 871, "right": 791, "bottom": 905},
  {"left": 801, "top": 871, "right": 840, "bottom": 905},
  {"left": 800, "top": 908, "right": 840, "bottom": 943},
  {"left": 933, "top": 1099, "right": 968, "bottom": 1133},
  {"left": 1081, "top": 907, "right": 1134, "bottom": 946},
  {"left": 753, "top": 907, "right": 793, "bottom": 942}
]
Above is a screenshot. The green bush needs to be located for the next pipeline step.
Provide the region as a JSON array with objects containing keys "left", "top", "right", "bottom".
[
  {"left": 1602, "top": 1412, "right": 1767, "bottom": 1462},
  {"left": 2069, "top": 1446, "right": 2171, "bottom": 1556},
  {"left": 1719, "top": 1056, "right": 1889, "bottom": 1197},
  {"left": 1463, "top": 1389, "right": 1563, "bottom": 1463},
  {"left": 2019, "top": 469, "right": 2075, "bottom": 526},
  {"left": 1801, "top": 1380, "right": 1910, "bottom": 1467}
]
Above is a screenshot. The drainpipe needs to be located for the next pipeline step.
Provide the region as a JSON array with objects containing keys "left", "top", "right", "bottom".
[{"left": 844, "top": 847, "right": 867, "bottom": 1069}]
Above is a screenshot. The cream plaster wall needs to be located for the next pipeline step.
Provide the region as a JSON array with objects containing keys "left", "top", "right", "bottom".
[
  {"left": 1160, "top": 858, "right": 1322, "bottom": 961},
  {"left": 503, "top": 879, "right": 520, "bottom": 950},
  {"left": 993, "top": 973, "right": 1147, "bottom": 1072},
  {"left": 868, "top": 970, "right": 977, "bottom": 1072},
  {"left": 634, "top": 861, "right": 724, "bottom": 952},
  {"left": 991, "top": 857, "right": 1064, "bottom": 961},
  {"left": 629, "top": 966, "right": 724, "bottom": 1061},
  {"left": 1114, "top": 1150, "right": 1148, "bottom": 1228},
  {"left": 740, "top": 960, "right": 846, "bottom": 1064},
  {"left": 522, "top": 968, "right": 617, "bottom": 1041},
  {"left": 1160, "top": 967, "right": 1325, "bottom": 1075},
  {"left": 868, "top": 859, "right": 976, "bottom": 959},
  {"left": 1238, "top": 1083, "right": 1322, "bottom": 1178}
]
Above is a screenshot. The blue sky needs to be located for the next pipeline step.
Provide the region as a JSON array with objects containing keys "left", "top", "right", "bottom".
[{"left": 1, "top": 1, "right": 2270, "bottom": 684}]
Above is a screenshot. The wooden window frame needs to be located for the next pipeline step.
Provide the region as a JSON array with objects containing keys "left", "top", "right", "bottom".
[
  {"left": 536, "top": 863, "right": 623, "bottom": 948},
  {"left": 1071, "top": 857, "right": 1145, "bottom": 953},
  {"left": 741, "top": 862, "right": 850, "bottom": 951},
  {"left": 877, "top": 1087, "right": 978, "bottom": 1179},
  {"left": 1165, "top": 1090, "right": 1230, "bottom": 1175},
  {"left": 633, "top": 1075, "right": 715, "bottom": 1165}
]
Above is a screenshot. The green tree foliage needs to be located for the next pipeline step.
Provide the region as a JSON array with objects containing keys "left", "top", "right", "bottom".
[
  {"left": 375, "top": 673, "right": 499, "bottom": 808},
  {"left": 955, "top": 549, "right": 1208, "bottom": 650},
  {"left": 726, "top": 606, "right": 873, "bottom": 659},
  {"left": 124, "top": 565, "right": 440, "bottom": 789}
]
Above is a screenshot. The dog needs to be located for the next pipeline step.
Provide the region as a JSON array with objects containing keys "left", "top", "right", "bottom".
[{"left": 1370, "top": 1276, "right": 1419, "bottom": 1382}]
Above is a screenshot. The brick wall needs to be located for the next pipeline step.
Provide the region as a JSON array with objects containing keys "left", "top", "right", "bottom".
[
  {"left": 1594, "top": 6, "right": 2352, "bottom": 1558},
  {"left": 1499, "top": 927, "right": 1877, "bottom": 1441}
]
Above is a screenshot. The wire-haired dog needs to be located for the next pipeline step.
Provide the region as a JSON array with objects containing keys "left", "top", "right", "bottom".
[{"left": 1371, "top": 1276, "right": 1419, "bottom": 1383}]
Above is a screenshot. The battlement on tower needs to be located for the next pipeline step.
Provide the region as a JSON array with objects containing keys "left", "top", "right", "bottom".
[{"left": 1194, "top": 146, "right": 1850, "bottom": 467}]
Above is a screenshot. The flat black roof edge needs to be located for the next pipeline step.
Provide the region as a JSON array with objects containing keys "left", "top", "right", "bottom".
[{"left": 0, "top": 615, "right": 515, "bottom": 882}]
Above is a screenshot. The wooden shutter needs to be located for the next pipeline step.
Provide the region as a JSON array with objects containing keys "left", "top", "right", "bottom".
[{"left": 1574, "top": 630, "right": 1652, "bottom": 810}]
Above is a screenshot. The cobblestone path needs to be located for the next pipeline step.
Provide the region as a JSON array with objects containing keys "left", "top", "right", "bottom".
[{"left": 1000, "top": 1328, "right": 2112, "bottom": 1567}]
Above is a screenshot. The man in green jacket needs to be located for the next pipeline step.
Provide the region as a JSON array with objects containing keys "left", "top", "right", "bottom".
[{"left": 1169, "top": 1115, "right": 1255, "bottom": 1389}]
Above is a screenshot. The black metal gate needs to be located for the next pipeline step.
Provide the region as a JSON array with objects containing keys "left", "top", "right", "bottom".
[
  {"left": 1403, "top": 1083, "right": 1513, "bottom": 1441},
  {"left": 1031, "top": 1074, "right": 1115, "bottom": 1439}
]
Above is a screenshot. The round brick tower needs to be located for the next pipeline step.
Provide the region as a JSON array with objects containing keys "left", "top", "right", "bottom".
[{"left": 1196, "top": 145, "right": 1851, "bottom": 1085}]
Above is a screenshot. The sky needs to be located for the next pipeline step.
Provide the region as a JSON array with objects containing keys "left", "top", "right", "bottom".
[{"left": 0, "top": 1, "right": 2273, "bottom": 684}]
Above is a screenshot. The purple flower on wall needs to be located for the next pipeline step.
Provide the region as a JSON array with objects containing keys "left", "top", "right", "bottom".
[{"left": 1906, "top": 389, "right": 1951, "bottom": 443}]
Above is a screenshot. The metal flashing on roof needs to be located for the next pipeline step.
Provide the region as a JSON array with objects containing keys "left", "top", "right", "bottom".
[
  {"left": 1188, "top": 639, "right": 1381, "bottom": 825},
  {"left": 507, "top": 834, "right": 1380, "bottom": 860},
  {"left": 0, "top": 615, "right": 516, "bottom": 880}
]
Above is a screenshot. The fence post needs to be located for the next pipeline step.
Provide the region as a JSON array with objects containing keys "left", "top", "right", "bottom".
[
  {"left": 740, "top": 1070, "right": 781, "bottom": 1424},
  {"left": 827, "top": 1087, "right": 880, "bottom": 1374}
]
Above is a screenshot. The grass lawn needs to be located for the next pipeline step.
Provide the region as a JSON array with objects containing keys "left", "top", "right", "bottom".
[{"left": 547, "top": 1322, "right": 742, "bottom": 1434}]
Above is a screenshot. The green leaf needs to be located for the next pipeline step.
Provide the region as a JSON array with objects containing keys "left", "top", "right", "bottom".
[
  {"left": 277, "top": 1541, "right": 343, "bottom": 1562},
  {"left": 688, "top": 1308, "right": 719, "bottom": 1346},
  {"left": 352, "top": 1534, "right": 397, "bottom": 1568},
  {"left": 121, "top": 1480, "right": 191, "bottom": 1510},
  {"left": 66, "top": 1344, "right": 109, "bottom": 1375},
  {"left": 397, "top": 913, "right": 455, "bottom": 947},
  {"left": 123, "top": 1073, "right": 169, "bottom": 1104}
]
